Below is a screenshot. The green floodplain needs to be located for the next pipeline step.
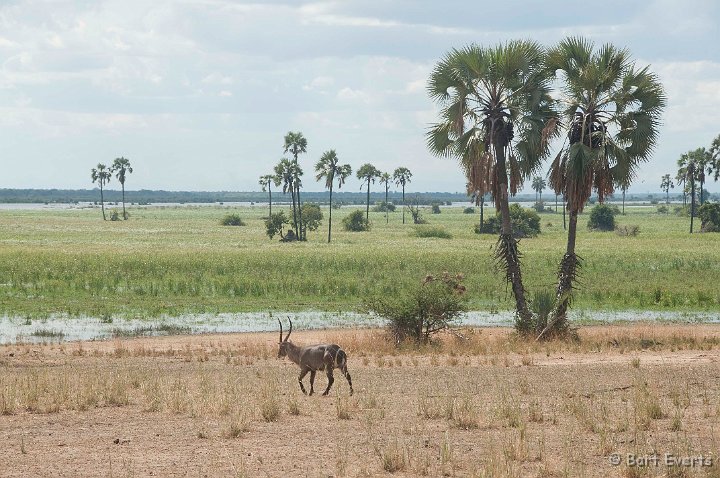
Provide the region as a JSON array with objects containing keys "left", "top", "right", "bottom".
[{"left": 0, "top": 203, "right": 718, "bottom": 319}]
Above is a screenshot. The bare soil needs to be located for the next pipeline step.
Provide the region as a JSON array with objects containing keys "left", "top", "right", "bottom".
[{"left": 1, "top": 325, "right": 720, "bottom": 477}]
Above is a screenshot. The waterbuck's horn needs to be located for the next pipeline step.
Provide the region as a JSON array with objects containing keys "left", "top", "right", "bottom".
[
  {"left": 285, "top": 318, "right": 293, "bottom": 342},
  {"left": 278, "top": 318, "right": 283, "bottom": 343}
]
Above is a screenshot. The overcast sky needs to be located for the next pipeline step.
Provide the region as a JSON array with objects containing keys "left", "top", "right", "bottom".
[{"left": 1, "top": 0, "right": 719, "bottom": 194}]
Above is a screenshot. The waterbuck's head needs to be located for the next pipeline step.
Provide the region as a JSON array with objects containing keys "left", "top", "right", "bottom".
[{"left": 277, "top": 318, "right": 293, "bottom": 358}]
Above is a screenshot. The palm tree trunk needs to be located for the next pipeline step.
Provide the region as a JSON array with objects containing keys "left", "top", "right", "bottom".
[
  {"left": 268, "top": 183, "right": 272, "bottom": 218},
  {"left": 537, "top": 207, "right": 579, "bottom": 340},
  {"left": 296, "top": 183, "right": 304, "bottom": 240},
  {"left": 622, "top": 190, "right": 625, "bottom": 215},
  {"left": 562, "top": 195, "right": 566, "bottom": 230},
  {"left": 699, "top": 178, "right": 705, "bottom": 205},
  {"left": 539, "top": 190, "right": 542, "bottom": 206},
  {"left": 121, "top": 181, "right": 127, "bottom": 220},
  {"left": 402, "top": 185, "right": 406, "bottom": 224},
  {"left": 328, "top": 184, "right": 333, "bottom": 243},
  {"left": 385, "top": 185, "right": 389, "bottom": 224},
  {"left": 290, "top": 186, "right": 298, "bottom": 238},
  {"left": 494, "top": 146, "right": 532, "bottom": 332},
  {"left": 365, "top": 180, "right": 370, "bottom": 221},
  {"left": 555, "top": 194, "right": 558, "bottom": 213},
  {"left": 100, "top": 183, "right": 106, "bottom": 221},
  {"left": 690, "top": 178, "right": 696, "bottom": 233},
  {"left": 480, "top": 195, "right": 484, "bottom": 230}
]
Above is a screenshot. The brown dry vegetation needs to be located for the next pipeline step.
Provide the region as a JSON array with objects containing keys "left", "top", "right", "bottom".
[{"left": 1, "top": 324, "right": 720, "bottom": 477}]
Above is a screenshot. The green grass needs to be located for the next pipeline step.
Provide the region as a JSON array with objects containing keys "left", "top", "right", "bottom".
[{"left": 0, "top": 204, "right": 718, "bottom": 318}]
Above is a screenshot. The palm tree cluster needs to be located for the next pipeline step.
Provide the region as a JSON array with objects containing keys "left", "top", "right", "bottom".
[
  {"left": 428, "top": 37, "right": 666, "bottom": 339},
  {"left": 676, "top": 136, "right": 720, "bottom": 232},
  {"left": 259, "top": 132, "right": 413, "bottom": 243},
  {"left": 90, "top": 157, "right": 134, "bottom": 221}
]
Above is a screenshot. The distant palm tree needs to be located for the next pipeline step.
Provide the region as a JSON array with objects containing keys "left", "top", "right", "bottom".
[
  {"left": 90, "top": 163, "right": 112, "bottom": 220},
  {"left": 427, "top": 40, "right": 557, "bottom": 332},
  {"left": 284, "top": 132, "right": 308, "bottom": 236},
  {"left": 379, "top": 172, "right": 392, "bottom": 224},
  {"left": 660, "top": 174, "right": 674, "bottom": 207},
  {"left": 356, "top": 163, "right": 381, "bottom": 221},
  {"left": 531, "top": 176, "right": 547, "bottom": 204},
  {"left": 392, "top": 167, "right": 412, "bottom": 224},
  {"left": 315, "top": 150, "right": 352, "bottom": 243},
  {"left": 110, "top": 157, "right": 133, "bottom": 220},
  {"left": 259, "top": 174, "right": 276, "bottom": 217},
  {"left": 274, "top": 158, "right": 297, "bottom": 236},
  {"left": 544, "top": 37, "right": 665, "bottom": 339},
  {"left": 678, "top": 150, "right": 703, "bottom": 233}
]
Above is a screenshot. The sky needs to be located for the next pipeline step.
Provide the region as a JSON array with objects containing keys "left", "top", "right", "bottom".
[{"left": 1, "top": 0, "right": 719, "bottom": 194}]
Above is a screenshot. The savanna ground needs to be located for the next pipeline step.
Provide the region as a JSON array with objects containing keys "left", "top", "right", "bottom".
[
  {"left": 1, "top": 203, "right": 720, "bottom": 476},
  {"left": 2, "top": 326, "right": 720, "bottom": 477},
  {"left": 0, "top": 204, "right": 718, "bottom": 318}
]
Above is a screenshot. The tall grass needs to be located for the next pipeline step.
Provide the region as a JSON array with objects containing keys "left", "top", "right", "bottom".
[{"left": 0, "top": 206, "right": 718, "bottom": 318}]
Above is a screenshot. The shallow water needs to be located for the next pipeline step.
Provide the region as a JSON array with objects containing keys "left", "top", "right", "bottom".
[{"left": 1, "top": 310, "right": 718, "bottom": 345}]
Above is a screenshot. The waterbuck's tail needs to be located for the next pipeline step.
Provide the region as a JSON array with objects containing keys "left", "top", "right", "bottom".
[{"left": 336, "top": 348, "right": 348, "bottom": 373}]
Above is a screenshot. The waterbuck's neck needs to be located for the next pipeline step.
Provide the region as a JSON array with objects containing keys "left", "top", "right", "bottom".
[{"left": 284, "top": 341, "right": 303, "bottom": 365}]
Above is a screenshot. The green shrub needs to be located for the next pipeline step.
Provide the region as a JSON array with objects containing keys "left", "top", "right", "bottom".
[
  {"left": 372, "top": 201, "right": 396, "bottom": 213},
  {"left": 474, "top": 204, "right": 541, "bottom": 238},
  {"left": 656, "top": 205, "right": 668, "bottom": 214},
  {"left": 413, "top": 226, "right": 452, "bottom": 239},
  {"left": 110, "top": 210, "right": 121, "bottom": 221},
  {"left": 299, "top": 203, "right": 323, "bottom": 233},
  {"left": 367, "top": 272, "right": 467, "bottom": 344},
  {"left": 698, "top": 202, "right": 720, "bottom": 232},
  {"left": 431, "top": 203, "right": 441, "bottom": 214},
  {"left": 674, "top": 205, "right": 690, "bottom": 217},
  {"left": 221, "top": 213, "right": 245, "bottom": 226},
  {"left": 463, "top": 207, "right": 475, "bottom": 214},
  {"left": 264, "top": 211, "right": 289, "bottom": 239},
  {"left": 587, "top": 204, "right": 619, "bottom": 231},
  {"left": 342, "top": 210, "right": 370, "bottom": 232}
]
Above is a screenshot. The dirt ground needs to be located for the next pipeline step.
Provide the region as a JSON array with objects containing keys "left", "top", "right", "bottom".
[{"left": 1, "top": 325, "right": 720, "bottom": 477}]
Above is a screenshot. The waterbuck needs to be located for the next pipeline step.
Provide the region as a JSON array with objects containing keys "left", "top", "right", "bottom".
[{"left": 277, "top": 319, "right": 353, "bottom": 396}]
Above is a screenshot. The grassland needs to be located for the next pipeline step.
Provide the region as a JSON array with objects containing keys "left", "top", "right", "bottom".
[
  {"left": 1, "top": 326, "right": 720, "bottom": 477},
  {"left": 0, "top": 204, "right": 718, "bottom": 319}
]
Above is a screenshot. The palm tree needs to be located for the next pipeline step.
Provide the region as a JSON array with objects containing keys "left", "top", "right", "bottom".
[
  {"left": 315, "top": 150, "right": 352, "bottom": 243},
  {"left": 284, "top": 132, "right": 308, "bottom": 236},
  {"left": 90, "top": 163, "right": 112, "bottom": 220},
  {"left": 543, "top": 37, "right": 665, "bottom": 339},
  {"left": 660, "top": 174, "right": 674, "bottom": 207},
  {"left": 678, "top": 150, "right": 704, "bottom": 233},
  {"left": 259, "top": 174, "right": 276, "bottom": 217},
  {"left": 110, "top": 157, "right": 133, "bottom": 220},
  {"left": 356, "top": 163, "right": 381, "bottom": 221},
  {"left": 711, "top": 134, "right": 720, "bottom": 182},
  {"left": 379, "top": 172, "right": 392, "bottom": 224},
  {"left": 531, "top": 176, "right": 547, "bottom": 204},
  {"left": 427, "top": 41, "right": 557, "bottom": 332},
  {"left": 392, "top": 167, "right": 412, "bottom": 224},
  {"left": 274, "top": 158, "right": 297, "bottom": 236}
]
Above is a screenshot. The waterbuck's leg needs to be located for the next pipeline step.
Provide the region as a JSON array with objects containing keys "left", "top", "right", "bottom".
[
  {"left": 309, "top": 370, "right": 316, "bottom": 396},
  {"left": 343, "top": 365, "right": 354, "bottom": 396},
  {"left": 322, "top": 369, "right": 335, "bottom": 396},
  {"left": 298, "top": 368, "right": 309, "bottom": 395}
]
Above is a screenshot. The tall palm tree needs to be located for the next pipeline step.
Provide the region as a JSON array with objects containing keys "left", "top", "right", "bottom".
[
  {"left": 660, "top": 174, "right": 674, "bottom": 207},
  {"left": 678, "top": 150, "right": 703, "bottom": 233},
  {"left": 90, "top": 163, "right": 112, "bottom": 221},
  {"left": 356, "top": 163, "right": 381, "bottom": 221},
  {"left": 531, "top": 176, "right": 546, "bottom": 204},
  {"left": 543, "top": 37, "right": 665, "bottom": 339},
  {"left": 274, "top": 158, "right": 297, "bottom": 237},
  {"left": 110, "top": 157, "right": 133, "bottom": 220},
  {"left": 379, "top": 172, "right": 392, "bottom": 224},
  {"left": 427, "top": 40, "right": 557, "bottom": 332},
  {"left": 392, "top": 167, "right": 412, "bottom": 224},
  {"left": 315, "top": 150, "right": 352, "bottom": 243},
  {"left": 259, "top": 174, "right": 276, "bottom": 217},
  {"left": 284, "top": 132, "right": 308, "bottom": 236}
]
